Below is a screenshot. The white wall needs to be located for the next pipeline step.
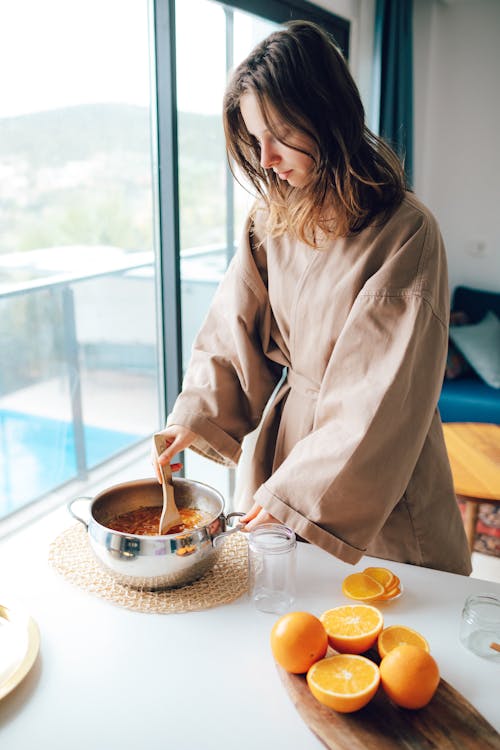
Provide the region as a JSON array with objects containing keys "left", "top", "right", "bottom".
[{"left": 413, "top": 0, "right": 500, "bottom": 295}]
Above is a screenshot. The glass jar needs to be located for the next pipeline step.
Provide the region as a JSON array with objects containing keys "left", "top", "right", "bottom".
[
  {"left": 459, "top": 593, "right": 500, "bottom": 660},
  {"left": 248, "top": 523, "right": 296, "bottom": 614}
]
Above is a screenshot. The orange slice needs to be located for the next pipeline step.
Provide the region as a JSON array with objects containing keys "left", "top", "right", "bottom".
[
  {"left": 320, "top": 604, "right": 384, "bottom": 654},
  {"left": 342, "top": 573, "right": 385, "bottom": 601},
  {"left": 378, "top": 584, "right": 402, "bottom": 601},
  {"left": 377, "top": 625, "right": 430, "bottom": 659},
  {"left": 363, "top": 567, "right": 396, "bottom": 590},
  {"left": 307, "top": 654, "right": 380, "bottom": 713}
]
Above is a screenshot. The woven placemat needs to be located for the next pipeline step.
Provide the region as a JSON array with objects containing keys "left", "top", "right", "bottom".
[{"left": 48, "top": 524, "right": 249, "bottom": 614}]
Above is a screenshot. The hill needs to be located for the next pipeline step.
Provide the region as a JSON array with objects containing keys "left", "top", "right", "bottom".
[{"left": 0, "top": 103, "right": 223, "bottom": 165}]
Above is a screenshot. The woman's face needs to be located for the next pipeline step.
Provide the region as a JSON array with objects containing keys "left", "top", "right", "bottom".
[{"left": 240, "top": 92, "right": 315, "bottom": 189}]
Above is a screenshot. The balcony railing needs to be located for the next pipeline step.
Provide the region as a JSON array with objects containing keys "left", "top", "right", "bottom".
[{"left": 0, "top": 244, "right": 227, "bottom": 520}]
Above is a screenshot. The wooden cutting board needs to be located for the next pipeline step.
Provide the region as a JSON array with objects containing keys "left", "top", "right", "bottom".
[{"left": 277, "top": 652, "right": 500, "bottom": 750}]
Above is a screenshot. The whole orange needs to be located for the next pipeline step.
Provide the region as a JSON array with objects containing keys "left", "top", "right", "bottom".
[
  {"left": 270, "top": 611, "right": 328, "bottom": 674},
  {"left": 379, "top": 643, "right": 440, "bottom": 709}
]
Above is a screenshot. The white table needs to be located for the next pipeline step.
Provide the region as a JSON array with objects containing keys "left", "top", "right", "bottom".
[{"left": 1, "top": 507, "right": 499, "bottom": 750}]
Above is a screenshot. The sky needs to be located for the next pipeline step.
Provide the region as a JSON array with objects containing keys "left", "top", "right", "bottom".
[
  {"left": 0, "top": 0, "right": 274, "bottom": 119},
  {"left": 0, "top": 0, "right": 151, "bottom": 117}
]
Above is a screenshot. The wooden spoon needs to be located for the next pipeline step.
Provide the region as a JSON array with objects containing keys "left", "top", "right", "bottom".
[{"left": 153, "top": 433, "right": 181, "bottom": 534}]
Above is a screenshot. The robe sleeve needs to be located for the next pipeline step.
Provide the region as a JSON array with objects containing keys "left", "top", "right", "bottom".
[
  {"left": 254, "top": 218, "right": 451, "bottom": 563},
  {"left": 167, "top": 216, "right": 284, "bottom": 466}
]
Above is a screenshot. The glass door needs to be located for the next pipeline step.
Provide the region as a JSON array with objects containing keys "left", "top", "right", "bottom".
[{"left": 0, "top": 0, "right": 161, "bottom": 519}]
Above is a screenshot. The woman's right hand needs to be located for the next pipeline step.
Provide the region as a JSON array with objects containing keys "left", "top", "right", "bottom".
[{"left": 151, "top": 425, "right": 198, "bottom": 483}]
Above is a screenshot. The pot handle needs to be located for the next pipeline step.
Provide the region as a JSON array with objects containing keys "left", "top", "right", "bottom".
[
  {"left": 213, "top": 511, "right": 245, "bottom": 548},
  {"left": 67, "top": 497, "right": 92, "bottom": 529}
]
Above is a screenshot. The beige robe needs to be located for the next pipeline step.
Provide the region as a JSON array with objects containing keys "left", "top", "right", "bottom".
[{"left": 168, "top": 192, "right": 472, "bottom": 575}]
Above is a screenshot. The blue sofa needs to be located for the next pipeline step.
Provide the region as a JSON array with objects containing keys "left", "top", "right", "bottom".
[{"left": 438, "top": 286, "right": 500, "bottom": 424}]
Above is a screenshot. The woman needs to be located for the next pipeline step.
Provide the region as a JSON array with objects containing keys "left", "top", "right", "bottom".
[{"left": 153, "top": 21, "right": 471, "bottom": 575}]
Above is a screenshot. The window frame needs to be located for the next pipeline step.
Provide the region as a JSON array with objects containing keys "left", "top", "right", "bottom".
[
  {"left": 152, "top": 0, "right": 183, "bottom": 419},
  {"left": 218, "top": 0, "right": 349, "bottom": 55}
]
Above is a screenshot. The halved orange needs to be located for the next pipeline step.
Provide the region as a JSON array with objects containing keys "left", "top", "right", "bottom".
[
  {"left": 320, "top": 604, "right": 384, "bottom": 654},
  {"left": 341, "top": 573, "right": 385, "bottom": 601},
  {"left": 377, "top": 625, "right": 430, "bottom": 659},
  {"left": 307, "top": 654, "right": 380, "bottom": 712}
]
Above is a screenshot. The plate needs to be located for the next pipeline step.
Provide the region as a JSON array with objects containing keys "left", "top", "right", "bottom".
[{"left": 0, "top": 603, "right": 40, "bottom": 700}]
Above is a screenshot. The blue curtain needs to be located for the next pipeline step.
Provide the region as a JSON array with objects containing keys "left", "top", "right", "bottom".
[{"left": 374, "top": 0, "right": 413, "bottom": 186}]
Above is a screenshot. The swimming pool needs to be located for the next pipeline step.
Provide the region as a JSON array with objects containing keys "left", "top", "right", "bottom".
[{"left": 0, "top": 410, "right": 143, "bottom": 516}]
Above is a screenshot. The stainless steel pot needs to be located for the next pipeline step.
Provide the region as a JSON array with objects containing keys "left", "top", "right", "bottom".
[{"left": 68, "top": 477, "right": 243, "bottom": 590}]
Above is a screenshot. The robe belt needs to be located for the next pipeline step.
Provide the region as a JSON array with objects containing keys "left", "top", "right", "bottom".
[{"left": 286, "top": 367, "right": 320, "bottom": 398}]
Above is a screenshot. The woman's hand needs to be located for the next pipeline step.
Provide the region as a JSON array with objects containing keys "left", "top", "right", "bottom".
[
  {"left": 239, "top": 502, "right": 280, "bottom": 531},
  {"left": 151, "top": 425, "right": 198, "bottom": 483}
]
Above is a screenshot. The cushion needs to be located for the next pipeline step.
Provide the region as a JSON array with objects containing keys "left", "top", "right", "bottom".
[{"left": 449, "top": 311, "right": 500, "bottom": 389}]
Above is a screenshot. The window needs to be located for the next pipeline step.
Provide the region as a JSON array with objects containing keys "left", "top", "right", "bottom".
[
  {"left": 0, "top": 0, "right": 161, "bottom": 520},
  {"left": 0, "top": 0, "right": 349, "bottom": 527}
]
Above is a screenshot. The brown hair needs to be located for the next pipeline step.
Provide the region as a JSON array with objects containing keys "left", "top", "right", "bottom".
[{"left": 223, "top": 20, "right": 406, "bottom": 246}]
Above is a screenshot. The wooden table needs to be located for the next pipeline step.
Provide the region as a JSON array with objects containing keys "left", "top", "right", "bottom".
[{"left": 442, "top": 422, "right": 500, "bottom": 552}]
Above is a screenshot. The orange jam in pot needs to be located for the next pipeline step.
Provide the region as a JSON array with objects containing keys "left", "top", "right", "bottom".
[{"left": 106, "top": 506, "right": 209, "bottom": 536}]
